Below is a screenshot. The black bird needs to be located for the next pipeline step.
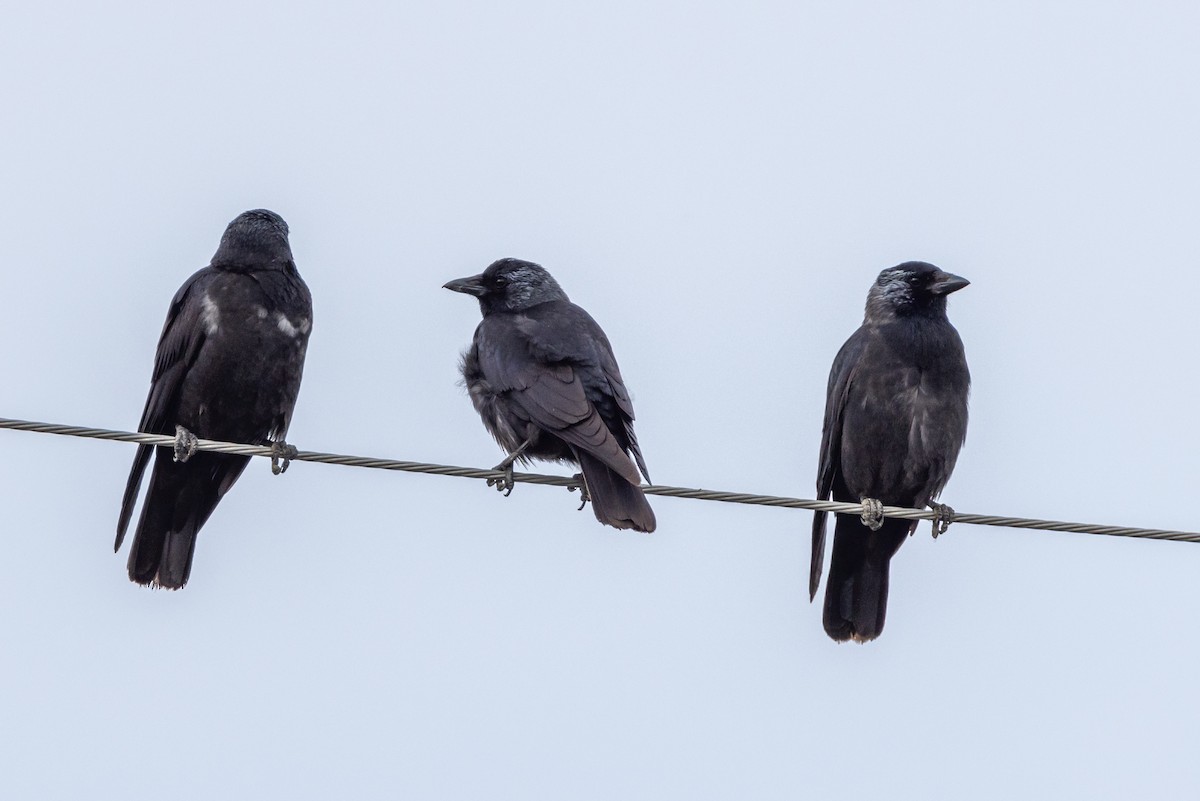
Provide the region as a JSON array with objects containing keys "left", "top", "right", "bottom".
[
  {"left": 811, "top": 262, "right": 970, "bottom": 642},
  {"left": 115, "top": 209, "right": 313, "bottom": 589},
  {"left": 444, "top": 258, "right": 655, "bottom": 532}
]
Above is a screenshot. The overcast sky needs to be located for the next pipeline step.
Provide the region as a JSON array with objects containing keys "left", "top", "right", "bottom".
[{"left": 1, "top": 2, "right": 1197, "bottom": 799}]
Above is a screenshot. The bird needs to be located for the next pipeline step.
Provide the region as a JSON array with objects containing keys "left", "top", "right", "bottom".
[
  {"left": 810, "top": 261, "right": 970, "bottom": 642},
  {"left": 444, "top": 258, "right": 655, "bottom": 532},
  {"left": 115, "top": 209, "right": 313, "bottom": 589}
]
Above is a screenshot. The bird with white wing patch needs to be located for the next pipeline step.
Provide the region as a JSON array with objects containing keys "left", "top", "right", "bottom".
[{"left": 115, "top": 209, "right": 313, "bottom": 589}]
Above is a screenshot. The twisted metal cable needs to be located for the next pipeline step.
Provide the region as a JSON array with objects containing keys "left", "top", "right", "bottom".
[{"left": 1, "top": 416, "right": 1196, "bottom": 544}]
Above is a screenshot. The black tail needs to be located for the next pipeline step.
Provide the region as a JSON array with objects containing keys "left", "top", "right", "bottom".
[
  {"left": 116, "top": 444, "right": 154, "bottom": 551},
  {"left": 123, "top": 449, "right": 250, "bottom": 589},
  {"left": 576, "top": 451, "right": 656, "bottom": 533},
  {"left": 821, "top": 513, "right": 914, "bottom": 642}
]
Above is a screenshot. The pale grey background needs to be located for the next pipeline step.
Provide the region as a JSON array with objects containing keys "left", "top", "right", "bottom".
[{"left": 1, "top": 2, "right": 1197, "bottom": 799}]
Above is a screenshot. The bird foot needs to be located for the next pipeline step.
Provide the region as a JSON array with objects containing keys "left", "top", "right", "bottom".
[
  {"left": 487, "top": 462, "right": 516, "bottom": 496},
  {"left": 173, "top": 425, "right": 198, "bottom": 463},
  {"left": 270, "top": 441, "right": 298, "bottom": 475},
  {"left": 930, "top": 503, "right": 955, "bottom": 539},
  {"left": 568, "top": 473, "right": 590, "bottom": 511},
  {"left": 486, "top": 441, "right": 531, "bottom": 496},
  {"left": 860, "top": 498, "right": 884, "bottom": 531}
]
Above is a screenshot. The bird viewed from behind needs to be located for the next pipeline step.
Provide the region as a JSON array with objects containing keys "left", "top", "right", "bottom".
[
  {"left": 444, "top": 258, "right": 655, "bottom": 532},
  {"left": 811, "top": 261, "right": 970, "bottom": 642},
  {"left": 115, "top": 209, "right": 313, "bottom": 589}
]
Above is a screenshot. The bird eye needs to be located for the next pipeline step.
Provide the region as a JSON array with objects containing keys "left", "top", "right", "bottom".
[{"left": 493, "top": 275, "right": 508, "bottom": 286}]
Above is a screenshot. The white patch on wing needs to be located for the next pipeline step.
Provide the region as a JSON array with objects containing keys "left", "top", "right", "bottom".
[
  {"left": 254, "top": 305, "right": 268, "bottom": 319},
  {"left": 274, "top": 313, "right": 309, "bottom": 338},
  {"left": 201, "top": 293, "right": 220, "bottom": 335}
]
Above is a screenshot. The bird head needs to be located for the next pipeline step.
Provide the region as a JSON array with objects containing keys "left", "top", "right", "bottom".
[
  {"left": 211, "top": 209, "right": 294, "bottom": 270},
  {"left": 866, "top": 261, "right": 969, "bottom": 319},
  {"left": 443, "top": 258, "right": 569, "bottom": 315}
]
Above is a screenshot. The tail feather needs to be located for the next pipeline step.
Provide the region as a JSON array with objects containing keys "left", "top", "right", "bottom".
[
  {"left": 822, "top": 513, "right": 912, "bottom": 642},
  {"left": 576, "top": 450, "right": 656, "bottom": 532},
  {"left": 115, "top": 443, "right": 154, "bottom": 551},
  {"left": 809, "top": 510, "right": 828, "bottom": 601},
  {"left": 125, "top": 450, "right": 250, "bottom": 589}
]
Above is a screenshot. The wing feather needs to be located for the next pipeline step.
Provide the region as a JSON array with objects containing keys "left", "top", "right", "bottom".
[
  {"left": 478, "top": 307, "right": 643, "bottom": 486},
  {"left": 810, "top": 326, "right": 868, "bottom": 600},
  {"left": 116, "top": 269, "right": 212, "bottom": 548}
]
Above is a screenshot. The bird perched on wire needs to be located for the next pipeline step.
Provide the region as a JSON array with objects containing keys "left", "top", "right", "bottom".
[
  {"left": 115, "top": 209, "right": 313, "bottom": 589},
  {"left": 444, "top": 258, "right": 655, "bottom": 532},
  {"left": 810, "top": 261, "right": 970, "bottom": 642}
]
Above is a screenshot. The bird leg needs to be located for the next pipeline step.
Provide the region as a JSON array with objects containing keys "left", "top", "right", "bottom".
[
  {"left": 270, "top": 441, "right": 298, "bottom": 475},
  {"left": 173, "top": 425, "right": 198, "bottom": 463},
  {"left": 930, "top": 503, "right": 955, "bottom": 539},
  {"left": 860, "top": 497, "right": 884, "bottom": 531},
  {"left": 568, "top": 473, "right": 590, "bottom": 511},
  {"left": 488, "top": 439, "right": 532, "bottom": 496}
]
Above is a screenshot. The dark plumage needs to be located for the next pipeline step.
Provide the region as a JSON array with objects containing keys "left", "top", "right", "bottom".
[
  {"left": 444, "top": 258, "right": 655, "bottom": 532},
  {"left": 811, "top": 261, "right": 970, "bottom": 642},
  {"left": 115, "top": 209, "right": 313, "bottom": 588}
]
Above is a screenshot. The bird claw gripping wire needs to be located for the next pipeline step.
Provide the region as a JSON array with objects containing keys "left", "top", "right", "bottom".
[
  {"left": 930, "top": 503, "right": 955, "bottom": 539},
  {"left": 487, "top": 442, "right": 530, "bottom": 497},
  {"left": 487, "top": 463, "right": 516, "bottom": 496},
  {"left": 270, "top": 441, "right": 298, "bottom": 475},
  {"left": 173, "top": 425, "right": 198, "bottom": 463},
  {"left": 568, "top": 473, "right": 590, "bottom": 511},
  {"left": 860, "top": 498, "right": 884, "bottom": 531}
]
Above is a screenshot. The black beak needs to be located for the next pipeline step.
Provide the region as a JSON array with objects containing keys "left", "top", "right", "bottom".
[
  {"left": 443, "top": 274, "right": 487, "bottom": 297},
  {"left": 929, "top": 271, "right": 970, "bottom": 295}
]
